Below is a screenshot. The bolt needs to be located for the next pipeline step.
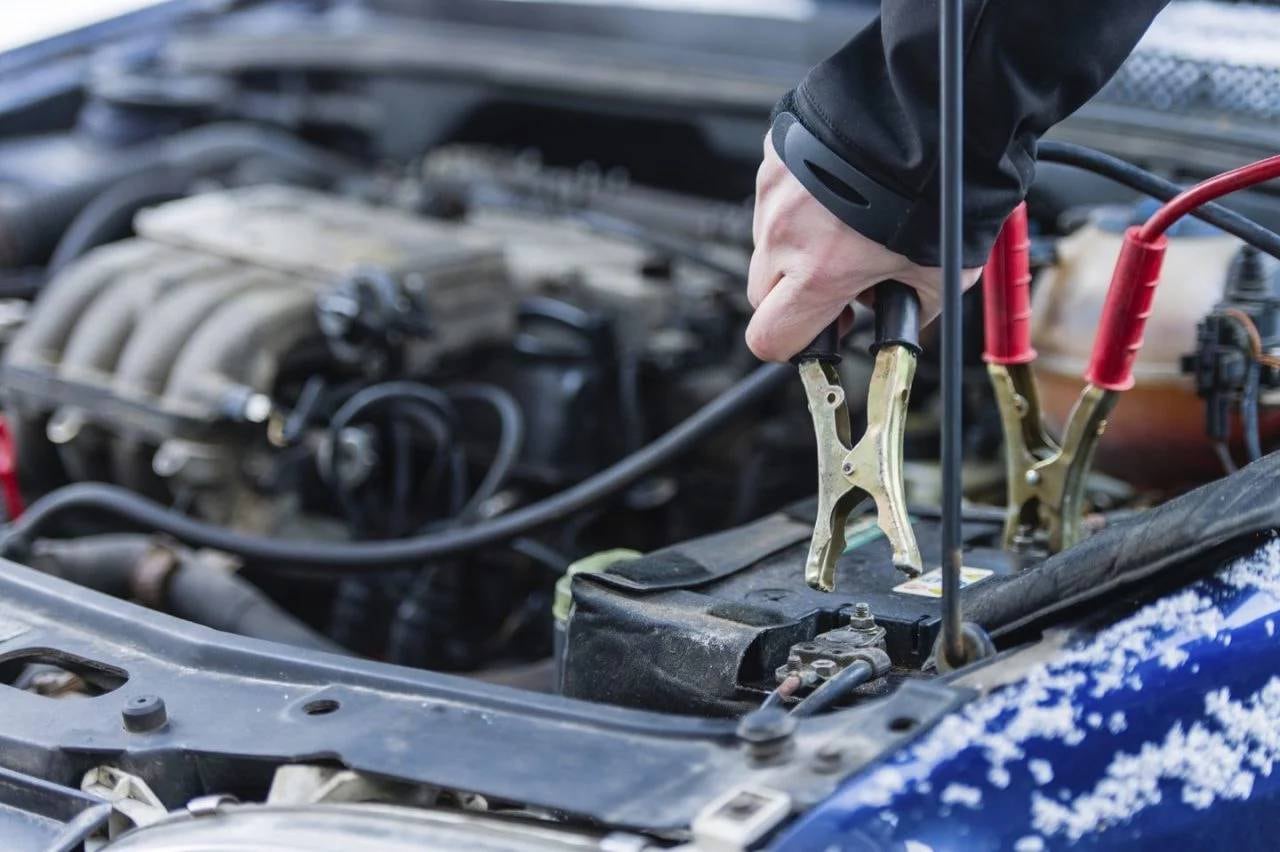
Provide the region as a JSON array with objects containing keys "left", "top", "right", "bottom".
[
  {"left": 813, "top": 742, "right": 846, "bottom": 773},
  {"left": 45, "top": 409, "right": 85, "bottom": 445},
  {"left": 842, "top": 462, "right": 854, "bottom": 475},
  {"left": 1024, "top": 469, "right": 1041, "bottom": 486},
  {"left": 811, "top": 659, "right": 837, "bottom": 679},
  {"left": 847, "top": 601, "right": 876, "bottom": 631},
  {"left": 122, "top": 694, "right": 167, "bottom": 733},
  {"left": 242, "top": 393, "right": 272, "bottom": 424},
  {"left": 152, "top": 443, "right": 187, "bottom": 478},
  {"left": 737, "top": 708, "right": 796, "bottom": 763}
]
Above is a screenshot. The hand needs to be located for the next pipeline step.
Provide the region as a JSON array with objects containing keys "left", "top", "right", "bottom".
[{"left": 746, "top": 137, "right": 980, "bottom": 362}]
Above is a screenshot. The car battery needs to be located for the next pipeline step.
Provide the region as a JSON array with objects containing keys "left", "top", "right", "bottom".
[{"left": 559, "top": 501, "right": 1017, "bottom": 716}]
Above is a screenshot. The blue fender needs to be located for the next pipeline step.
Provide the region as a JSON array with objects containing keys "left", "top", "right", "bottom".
[{"left": 774, "top": 538, "right": 1280, "bottom": 850}]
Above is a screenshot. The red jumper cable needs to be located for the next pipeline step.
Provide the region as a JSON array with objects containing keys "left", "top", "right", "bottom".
[{"left": 986, "top": 154, "right": 1280, "bottom": 553}]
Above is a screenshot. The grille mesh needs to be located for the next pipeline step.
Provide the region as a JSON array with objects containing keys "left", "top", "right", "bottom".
[{"left": 1099, "top": 1, "right": 1280, "bottom": 120}]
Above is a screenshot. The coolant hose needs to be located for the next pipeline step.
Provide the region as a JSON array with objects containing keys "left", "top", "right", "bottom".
[
  {"left": 1037, "top": 141, "right": 1280, "bottom": 262},
  {"left": 46, "top": 169, "right": 188, "bottom": 273},
  {"left": 4, "top": 363, "right": 791, "bottom": 572},
  {"left": 0, "top": 123, "right": 354, "bottom": 269},
  {"left": 26, "top": 535, "right": 342, "bottom": 652}
]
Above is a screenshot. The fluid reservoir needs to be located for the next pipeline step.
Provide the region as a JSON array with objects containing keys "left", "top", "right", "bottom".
[{"left": 1030, "top": 206, "right": 1247, "bottom": 489}]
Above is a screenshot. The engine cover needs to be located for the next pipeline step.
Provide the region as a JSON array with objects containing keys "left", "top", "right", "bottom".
[{"left": 1, "top": 186, "right": 513, "bottom": 523}]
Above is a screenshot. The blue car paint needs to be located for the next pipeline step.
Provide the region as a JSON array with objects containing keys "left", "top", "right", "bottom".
[{"left": 773, "top": 537, "right": 1280, "bottom": 850}]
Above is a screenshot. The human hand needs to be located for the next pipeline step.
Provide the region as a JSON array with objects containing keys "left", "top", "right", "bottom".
[{"left": 746, "top": 137, "right": 980, "bottom": 362}]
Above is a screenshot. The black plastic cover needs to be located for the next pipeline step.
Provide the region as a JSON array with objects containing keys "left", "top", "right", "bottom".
[{"left": 562, "top": 506, "right": 1014, "bottom": 716}]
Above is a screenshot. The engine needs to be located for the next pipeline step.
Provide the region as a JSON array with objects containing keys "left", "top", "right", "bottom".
[
  {"left": 0, "top": 144, "right": 825, "bottom": 671},
  {"left": 3, "top": 1, "right": 1280, "bottom": 848}
]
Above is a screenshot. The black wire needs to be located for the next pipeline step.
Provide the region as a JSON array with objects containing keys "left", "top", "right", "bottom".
[
  {"left": 789, "top": 661, "right": 874, "bottom": 718},
  {"left": 47, "top": 170, "right": 187, "bottom": 273},
  {"left": 388, "top": 418, "right": 413, "bottom": 537},
  {"left": 328, "top": 399, "right": 453, "bottom": 536},
  {"left": 446, "top": 383, "right": 526, "bottom": 520},
  {"left": 1243, "top": 359, "right": 1264, "bottom": 462},
  {"left": 572, "top": 210, "right": 748, "bottom": 279},
  {"left": 330, "top": 381, "right": 459, "bottom": 436},
  {"left": 1037, "top": 141, "right": 1280, "bottom": 262},
  {"left": 0, "top": 269, "right": 45, "bottom": 300},
  {"left": 508, "top": 537, "right": 569, "bottom": 574},
  {"left": 938, "top": 0, "right": 966, "bottom": 669},
  {"left": 617, "top": 351, "right": 647, "bottom": 454},
  {"left": 4, "top": 363, "right": 792, "bottom": 571},
  {"left": 1213, "top": 439, "right": 1239, "bottom": 475},
  {"left": 395, "top": 402, "right": 456, "bottom": 513}
]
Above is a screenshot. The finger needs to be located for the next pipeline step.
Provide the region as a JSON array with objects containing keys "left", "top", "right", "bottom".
[
  {"left": 837, "top": 305, "right": 857, "bottom": 338},
  {"left": 745, "top": 274, "right": 848, "bottom": 362},
  {"left": 747, "top": 244, "right": 781, "bottom": 310}
]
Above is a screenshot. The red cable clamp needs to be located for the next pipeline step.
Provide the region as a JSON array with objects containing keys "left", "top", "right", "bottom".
[
  {"left": 0, "top": 416, "right": 25, "bottom": 520},
  {"left": 1085, "top": 227, "right": 1167, "bottom": 392},
  {"left": 982, "top": 202, "right": 1036, "bottom": 366}
]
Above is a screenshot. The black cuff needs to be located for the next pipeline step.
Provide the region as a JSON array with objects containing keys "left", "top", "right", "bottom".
[
  {"left": 771, "top": 90, "right": 1007, "bottom": 268},
  {"left": 770, "top": 108, "right": 914, "bottom": 251}
]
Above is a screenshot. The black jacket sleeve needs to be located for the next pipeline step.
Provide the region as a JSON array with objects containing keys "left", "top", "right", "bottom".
[{"left": 778, "top": 0, "right": 1171, "bottom": 267}]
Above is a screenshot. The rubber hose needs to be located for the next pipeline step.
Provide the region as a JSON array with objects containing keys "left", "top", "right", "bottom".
[
  {"left": 46, "top": 169, "right": 188, "bottom": 273},
  {"left": 25, "top": 535, "right": 341, "bottom": 653},
  {"left": 0, "top": 123, "right": 353, "bottom": 268},
  {"left": 4, "top": 363, "right": 790, "bottom": 571},
  {"left": 1243, "top": 360, "right": 1264, "bottom": 462},
  {"left": 165, "top": 561, "right": 346, "bottom": 654},
  {"left": 447, "top": 383, "right": 526, "bottom": 519},
  {"left": 789, "top": 661, "right": 874, "bottom": 718},
  {"left": 1037, "top": 141, "right": 1280, "bottom": 261}
]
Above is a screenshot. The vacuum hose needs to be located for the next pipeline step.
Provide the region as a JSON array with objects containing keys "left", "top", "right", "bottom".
[{"left": 4, "top": 363, "right": 791, "bottom": 573}]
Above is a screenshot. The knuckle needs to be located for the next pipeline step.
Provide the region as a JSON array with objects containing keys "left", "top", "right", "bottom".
[{"left": 745, "top": 323, "right": 779, "bottom": 361}]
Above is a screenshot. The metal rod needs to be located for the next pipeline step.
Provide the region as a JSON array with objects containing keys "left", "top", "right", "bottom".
[{"left": 939, "top": 0, "right": 966, "bottom": 667}]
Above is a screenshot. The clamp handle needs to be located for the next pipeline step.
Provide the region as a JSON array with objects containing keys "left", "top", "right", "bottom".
[
  {"left": 982, "top": 203, "right": 1036, "bottom": 366},
  {"left": 793, "top": 280, "right": 922, "bottom": 365},
  {"left": 870, "top": 280, "right": 921, "bottom": 356},
  {"left": 792, "top": 321, "right": 842, "bottom": 365},
  {"left": 1085, "top": 227, "right": 1168, "bottom": 392}
]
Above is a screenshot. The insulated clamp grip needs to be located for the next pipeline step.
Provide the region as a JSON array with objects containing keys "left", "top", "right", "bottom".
[
  {"left": 792, "top": 321, "right": 842, "bottom": 365},
  {"left": 870, "top": 280, "right": 921, "bottom": 356},
  {"left": 982, "top": 203, "right": 1036, "bottom": 366},
  {"left": 1085, "top": 227, "right": 1168, "bottom": 391}
]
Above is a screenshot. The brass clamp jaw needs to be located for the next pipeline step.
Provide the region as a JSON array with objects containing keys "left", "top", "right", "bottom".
[
  {"left": 988, "top": 363, "right": 1116, "bottom": 552},
  {"left": 984, "top": 202, "right": 1156, "bottom": 556},
  {"left": 798, "top": 282, "right": 924, "bottom": 593}
]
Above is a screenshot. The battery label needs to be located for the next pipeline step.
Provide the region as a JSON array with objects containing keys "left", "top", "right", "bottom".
[{"left": 893, "top": 566, "right": 993, "bottom": 598}]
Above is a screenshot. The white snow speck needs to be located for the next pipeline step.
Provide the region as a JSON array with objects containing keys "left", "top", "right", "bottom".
[
  {"left": 840, "top": 539, "right": 1280, "bottom": 816},
  {"left": 988, "top": 766, "right": 1011, "bottom": 789},
  {"left": 1014, "top": 836, "right": 1046, "bottom": 852},
  {"left": 940, "top": 784, "right": 982, "bottom": 809},
  {"left": 1032, "top": 677, "right": 1280, "bottom": 840}
]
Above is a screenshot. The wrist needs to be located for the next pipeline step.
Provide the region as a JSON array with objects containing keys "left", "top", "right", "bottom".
[{"left": 771, "top": 90, "right": 1011, "bottom": 268}]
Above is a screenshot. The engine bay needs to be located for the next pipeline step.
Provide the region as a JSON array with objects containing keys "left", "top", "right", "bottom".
[{"left": 1, "top": 0, "right": 1280, "bottom": 849}]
